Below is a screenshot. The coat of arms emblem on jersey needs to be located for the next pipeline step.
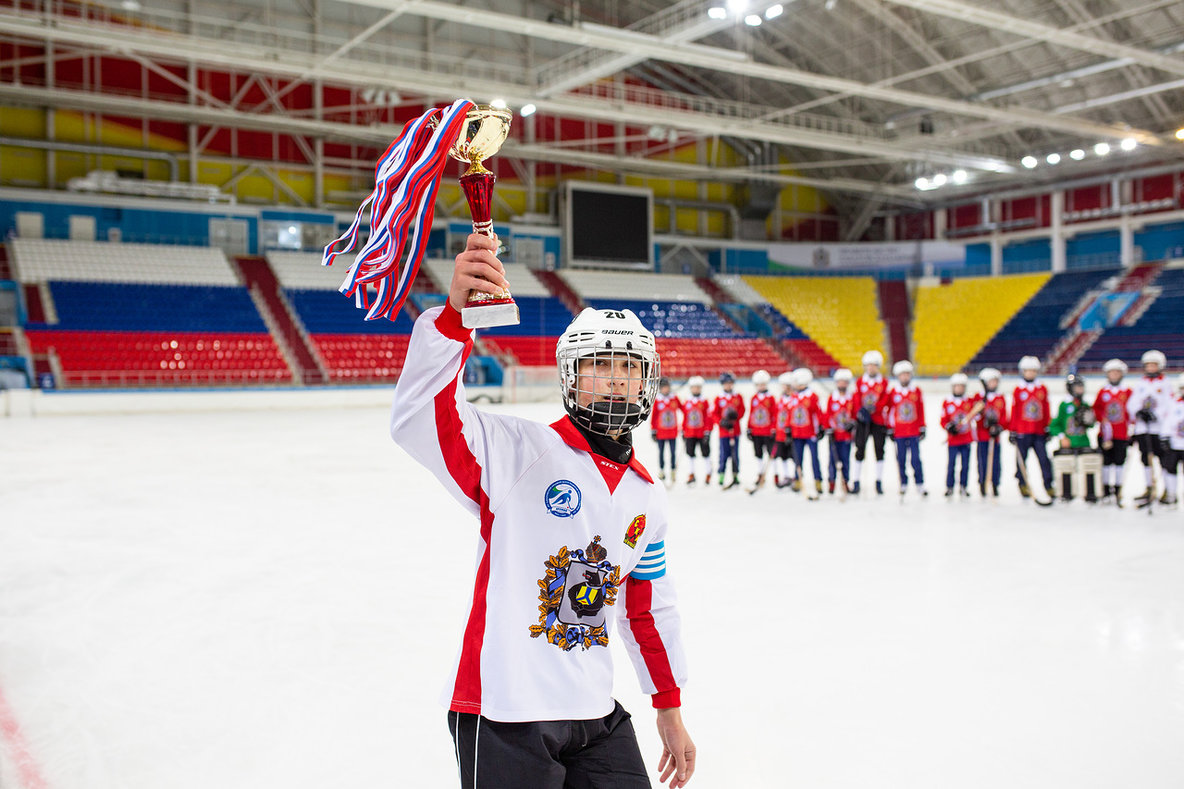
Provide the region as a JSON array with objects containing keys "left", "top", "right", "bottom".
[
  {"left": 529, "top": 536, "right": 620, "bottom": 651},
  {"left": 1022, "top": 396, "right": 1042, "bottom": 421},
  {"left": 1104, "top": 399, "right": 1124, "bottom": 422}
]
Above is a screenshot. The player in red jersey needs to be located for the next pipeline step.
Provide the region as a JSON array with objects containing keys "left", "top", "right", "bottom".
[
  {"left": 1009, "top": 355, "right": 1054, "bottom": 499},
  {"left": 974, "top": 368, "right": 1008, "bottom": 497},
  {"left": 746, "top": 370, "right": 778, "bottom": 490},
  {"left": 941, "top": 373, "right": 976, "bottom": 497},
  {"left": 711, "top": 372, "right": 745, "bottom": 490},
  {"left": 773, "top": 372, "right": 797, "bottom": 488},
  {"left": 850, "top": 350, "right": 890, "bottom": 495},
  {"left": 1093, "top": 358, "right": 1132, "bottom": 504},
  {"left": 824, "top": 368, "right": 856, "bottom": 494},
  {"left": 680, "top": 376, "right": 713, "bottom": 486},
  {"left": 651, "top": 376, "right": 682, "bottom": 484},
  {"left": 882, "top": 360, "right": 927, "bottom": 497},
  {"left": 787, "top": 368, "right": 824, "bottom": 494}
]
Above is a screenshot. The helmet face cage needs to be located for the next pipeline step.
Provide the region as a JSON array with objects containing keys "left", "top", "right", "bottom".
[{"left": 558, "top": 340, "right": 660, "bottom": 436}]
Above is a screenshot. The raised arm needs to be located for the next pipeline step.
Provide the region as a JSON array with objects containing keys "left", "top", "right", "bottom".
[{"left": 389, "top": 234, "right": 517, "bottom": 515}]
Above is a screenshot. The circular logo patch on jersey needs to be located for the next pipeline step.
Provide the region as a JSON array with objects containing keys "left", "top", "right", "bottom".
[
  {"left": 1023, "top": 399, "right": 1042, "bottom": 421},
  {"left": 1105, "top": 401, "right": 1123, "bottom": 422},
  {"left": 545, "top": 480, "right": 582, "bottom": 518},
  {"left": 660, "top": 410, "right": 676, "bottom": 429},
  {"left": 751, "top": 407, "right": 771, "bottom": 428},
  {"left": 686, "top": 410, "right": 703, "bottom": 428}
]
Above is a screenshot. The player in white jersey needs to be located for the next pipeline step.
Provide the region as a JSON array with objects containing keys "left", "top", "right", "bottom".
[
  {"left": 391, "top": 233, "right": 695, "bottom": 788},
  {"left": 1128, "top": 349, "right": 1174, "bottom": 504},
  {"left": 1160, "top": 374, "right": 1184, "bottom": 506}
]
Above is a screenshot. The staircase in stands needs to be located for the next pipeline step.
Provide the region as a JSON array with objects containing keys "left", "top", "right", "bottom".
[
  {"left": 0, "top": 243, "right": 11, "bottom": 280},
  {"left": 877, "top": 280, "right": 910, "bottom": 365},
  {"left": 234, "top": 256, "right": 327, "bottom": 384},
  {"left": 1046, "top": 261, "right": 1166, "bottom": 373},
  {"left": 533, "top": 270, "right": 584, "bottom": 314}
]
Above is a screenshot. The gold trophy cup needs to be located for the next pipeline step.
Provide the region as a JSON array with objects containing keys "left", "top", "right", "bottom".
[{"left": 449, "top": 105, "right": 520, "bottom": 329}]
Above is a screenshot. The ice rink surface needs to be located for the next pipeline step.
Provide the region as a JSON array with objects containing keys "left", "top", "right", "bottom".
[{"left": 2, "top": 389, "right": 1184, "bottom": 789}]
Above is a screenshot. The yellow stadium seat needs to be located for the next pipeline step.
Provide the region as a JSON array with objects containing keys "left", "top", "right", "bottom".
[
  {"left": 913, "top": 273, "right": 1049, "bottom": 376},
  {"left": 743, "top": 275, "right": 886, "bottom": 371}
]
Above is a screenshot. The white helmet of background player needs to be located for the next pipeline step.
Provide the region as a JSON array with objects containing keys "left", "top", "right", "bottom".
[
  {"left": 833, "top": 368, "right": 853, "bottom": 385},
  {"left": 752, "top": 369, "right": 771, "bottom": 388},
  {"left": 1102, "top": 359, "right": 1128, "bottom": 378},
  {"left": 979, "top": 367, "right": 1001, "bottom": 391},
  {"left": 862, "top": 350, "right": 884, "bottom": 368},
  {"left": 1018, "top": 356, "right": 1041, "bottom": 373},
  {"left": 778, "top": 371, "right": 794, "bottom": 389},
  {"left": 556, "top": 308, "right": 659, "bottom": 436},
  {"left": 893, "top": 360, "right": 914, "bottom": 377},
  {"left": 687, "top": 375, "right": 705, "bottom": 393},
  {"left": 792, "top": 368, "right": 813, "bottom": 389},
  {"left": 950, "top": 373, "right": 968, "bottom": 394},
  {"left": 1141, "top": 350, "right": 1166, "bottom": 372}
]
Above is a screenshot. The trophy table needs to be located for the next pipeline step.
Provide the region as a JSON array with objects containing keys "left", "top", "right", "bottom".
[{"left": 448, "top": 105, "right": 520, "bottom": 329}]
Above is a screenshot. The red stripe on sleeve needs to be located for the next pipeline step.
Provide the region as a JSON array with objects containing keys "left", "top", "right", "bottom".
[
  {"left": 433, "top": 365, "right": 492, "bottom": 713},
  {"left": 624, "top": 575, "right": 680, "bottom": 709}
]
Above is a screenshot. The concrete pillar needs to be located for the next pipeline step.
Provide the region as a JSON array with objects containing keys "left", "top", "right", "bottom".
[
  {"left": 933, "top": 207, "right": 947, "bottom": 240},
  {"left": 1120, "top": 215, "right": 1135, "bottom": 268},
  {"left": 990, "top": 233, "right": 1003, "bottom": 277},
  {"left": 1050, "top": 191, "right": 1066, "bottom": 273}
]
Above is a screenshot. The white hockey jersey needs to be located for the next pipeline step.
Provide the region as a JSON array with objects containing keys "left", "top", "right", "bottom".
[
  {"left": 1166, "top": 397, "right": 1184, "bottom": 451},
  {"left": 1126, "top": 374, "right": 1174, "bottom": 436},
  {"left": 391, "top": 304, "right": 687, "bottom": 723}
]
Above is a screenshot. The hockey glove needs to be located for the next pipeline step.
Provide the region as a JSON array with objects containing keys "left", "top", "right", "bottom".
[
  {"left": 987, "top": 423, "right": 1002, "bottom": 438},
  {"left": 1008, "top": 432, "right": 1018, "bottom": 444},
  {"left": 651, "top": 429, "right": 659, "bottom": 441},
  {"left": 816, "top": 428, "right": 826, "bottom": 441},
  {"left": 856, "top": 407, "right": 872, "bottom": 424},
  {"left": 919, "top": 427, "right": 927, "bottom": 440},
  {"left": 944, "top": 421, "right": 959, "bottom": 434},
  {"left": 886, "top": 428, "right": 895, "bottom": 439},
  {"left": 746, "top": 430, "right": 754, "bottom": 441},
  {"left": 1136, "top": 407, "right": 1155, "bottom": 423}
]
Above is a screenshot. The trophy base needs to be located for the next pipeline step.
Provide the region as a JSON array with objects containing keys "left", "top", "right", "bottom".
[{"left": 462, "top": 299, "right": 520, "bottom": 329}]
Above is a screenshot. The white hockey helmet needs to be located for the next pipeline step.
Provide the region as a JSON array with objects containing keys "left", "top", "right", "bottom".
[
  {"left": 862, "top": 350, "right": 884, "bottom": 367},
  {"left": 979, "top": 367, "right": 1001, "bottom": 384},
  {"left": 893, "top": 359, "right": 914, "bottom": 376},
  {"left": 833, "top": 367, "right": 854, "bottom": 383},
  {"left": 777, "top": 371, "right": 795, "bottom": 387},
  {"left": 792, "top": 368, "right": 814, "bottom": 388},
  {"left": 752, "top": 369, "right": 771, "bottom": 386},
  {"left": 1142, "top": 349, "right": 1166, "bottom": 368},
  {"left": 556, "top": 308, "right": 659, "bottom": 436},
  {"left": 950, "top": 373, "right": 969, "bottom": 388},
  {"left": 687, "top": 375, "right": 705, "bottom": 388},
  {"left": 1102, "top": 359, "right": 1128, "bottom": 376},
  {"left": 1018, "top": 355, "right": 1042, "bottom": 373}
]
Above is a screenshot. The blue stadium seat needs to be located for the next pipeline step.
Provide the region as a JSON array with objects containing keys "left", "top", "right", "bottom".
[
  {"left": 584, "top": 299, "right": 743, "bottom": 339},
  {"left": 285, "top": 288, "right": 415, "bottom": 334},
  {"left": 480, "top": 296, "right": 574, "bottom": 337},
  {"left": 33, "top": 281, "right": 268, "bottom": 333},
  {"left": 970, "top": 267, "right": 1120, "bottom": 369},
  {"left": 1078, "top": 269, "right": 1184, "bottom": 369}
]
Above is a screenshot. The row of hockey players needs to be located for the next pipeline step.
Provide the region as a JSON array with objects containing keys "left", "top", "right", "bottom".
[{"left": 649, "top": 349, "right": 1184, "bottom": 505}]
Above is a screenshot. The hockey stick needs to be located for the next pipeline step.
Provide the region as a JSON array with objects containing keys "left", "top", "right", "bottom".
[
  {"left": 985, "top": 436, "right": 996, "bottom": 497},
  {"left": 1014, "top": 444, "right": 1054, "bottom": 507}
]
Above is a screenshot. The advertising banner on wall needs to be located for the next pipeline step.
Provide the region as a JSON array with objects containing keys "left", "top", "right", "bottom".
[{"left": 768, "top": 240, "right": 966, "bottom": 272}]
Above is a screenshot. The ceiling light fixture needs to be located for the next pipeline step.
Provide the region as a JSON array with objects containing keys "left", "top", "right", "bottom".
[
  {"left": 1021, "top": 156, "right": 1038, "bottom": 169},
  {"left": 1120, "top": 137, "right": 1137, "bottom": 151},
  {"left": 765, "top": 3, "right": 784, "bottom": 18},
  {"left": 1069, "top": 149, "right": 1085, "bottom": 161},
  {"left": 490, "top": 98, "right": 508, "bottom": 109},
  {"left": 931, "top": 173, "right": 947, "bottom": 186},
  {"left": 707, "top": 6, "right": 727, "bottom": 19},
  {"left": 726, "top": 0, "right": 748, "bottom": 12},
  {"left": 745, "top": 13, "right": 762, "bottom": 25},
  {"left": 952, "top": 169, "right": 968, "bottom": 184},
  {"left": 1046, "top": 153, "right": 1061, "bottom": 165},
  {"left": 915, "top": 177, "right": 929, "bottom": 190},
  {"left": 1094, "top": 142, "right": 1111, "bottom": 156},
  {"left": 520, "top": 103, "right": 537, "bottom": 117}
]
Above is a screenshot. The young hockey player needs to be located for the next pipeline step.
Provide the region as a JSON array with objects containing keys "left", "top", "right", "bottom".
[
  {"left": 1093, "top": 359, "right": 1132, "bottom": 505},
  {"left": 392, "top": 233, "right": 694, "bottom": 788},
  {"left": 941, "top": 373, "right": 976, "bottom": 497},
  {"left": 1009, "top": 355, "right": 1054, "bottom": 500},
  {"left": 787, "top": 368, "right": 824, "bottom": 494},
  {"left": 1128, "top": 349, "right": 1173, "bottom": 505},
  {"left": 712, "top": 372, "right": 745, "bottom": 490},
  {"left": 884, "top": 360, "right": 927, "bottom": 497},
  {"left": 1049, "top": 373, "right": 1101, "bottom": 502},
  {"left": 773, "top": 371, "right": 797, "bottom": 488},
  {"left": 680, "top": 376, "right": 713, "bottom": 486},
  {"left": 746, "top": 370, "right": 778, "bottom": 491},
  {"left": 1159, "top": 373, "right": 1184, "bottom": 506},
  {"left": 850, "top": 350, "right": 890, "bottom": 495},
  {"left": 974, "top": 368, "right": 1008, "bottom": 497},
  {"left": 651, "top": 377, "right": 682, "bottom": 484},
  {"left": 825, "top": 368, "right": 856, "bottom": 495}
]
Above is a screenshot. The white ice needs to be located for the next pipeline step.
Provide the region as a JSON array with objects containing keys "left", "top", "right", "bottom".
[{"left": 1, "top": 388, "right": 1183, "bottom": 789}]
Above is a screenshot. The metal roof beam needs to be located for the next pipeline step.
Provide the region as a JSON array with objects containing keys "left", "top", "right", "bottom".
[{"left": 883, "top": 0, "right": 1184, "bottom": 78}]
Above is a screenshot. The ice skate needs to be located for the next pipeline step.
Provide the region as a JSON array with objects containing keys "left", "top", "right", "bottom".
[
  {"left": 851, "top": 481, "right": 861, "bottom": 495},
  {"left": 828, "top": 480, "right": 836, "bottom": 495},
  {"left": 945, "top": 487, "right": 954, "bottom": 498},
  {"left": 1045, "top": 486, "right": 1057, "bottom": 500},
  {"left": 686, "top": 474, "right": 696, "bottom": 487},
  {"left": 815, "top": 480, "right": 823, "bottom": 495},
  {"left": 875, "top": 480, "right": 884, "bottom": 495},
  {"left": 1019, "top": 483, "right": 1031, "bottom": 498},
  {"left": 790, "top": 478, "right": 802, "bottom": 492},
  {"left": 658, "top": 470, "right": 666, "bottom": 482},
  {"left": 745, "top": 474, "right": 766, "bottom": 495},
  {"left": 992, "top": 485, "right": 1000, "bottom": 498},
  {"left": 722, "top": 475, "right": 740, "bottom": 491},
  {"left": 960, "top": 487, "right": 970, "bottom": 497}
]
